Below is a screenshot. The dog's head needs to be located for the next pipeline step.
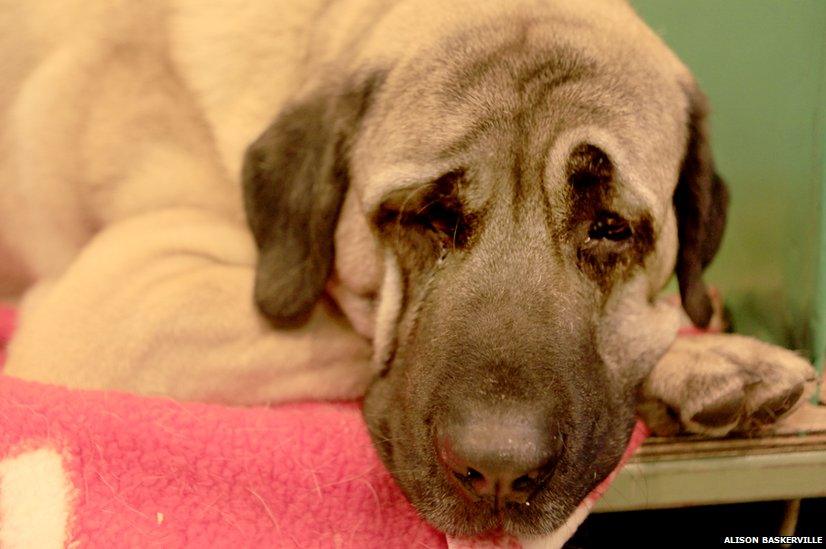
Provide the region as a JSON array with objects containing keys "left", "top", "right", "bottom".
[{"left": 242, "top": 0, "right": 727, "bottom": 537}]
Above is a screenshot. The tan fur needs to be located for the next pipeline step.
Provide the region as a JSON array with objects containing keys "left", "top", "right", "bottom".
[
  {"left": 0, "top": 0, "right": 815, "bottom": 430},
  {"left": 0, "top": 0, "right": 378, "bottom": 402},
  {"left": 1, "top": 0, "right": 819, "bottom": 539}
]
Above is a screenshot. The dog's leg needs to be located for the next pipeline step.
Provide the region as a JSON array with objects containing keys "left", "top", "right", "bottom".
[
  {"left": 4, "top": 208, "right": 374, "bottom": 405},
  {"left": 639, "top": 334, "right": 817, "bottom": 436}
]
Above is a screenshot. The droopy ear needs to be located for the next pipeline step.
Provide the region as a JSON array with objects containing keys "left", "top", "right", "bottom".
[
  {"left": 242, "top": 74, "right": 384, "bottom": 326},
  {"left": 673, "top": 84, "right": 730, "bottom": 327}
]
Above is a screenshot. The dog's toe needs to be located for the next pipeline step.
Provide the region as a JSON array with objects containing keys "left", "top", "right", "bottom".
[
  {"left": 686, "top": 390, "right": 744, "bottom": 435},
  {"left": 738, "top": 381, "right": 805, "bottom": 433},
  {"left": 734, "top": 342, "right": 815, "bottom": 432}
]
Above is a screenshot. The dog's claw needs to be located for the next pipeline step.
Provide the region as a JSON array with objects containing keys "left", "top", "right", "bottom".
[{"left": 639, "top": 334, "right": 817, "bottom": 437}]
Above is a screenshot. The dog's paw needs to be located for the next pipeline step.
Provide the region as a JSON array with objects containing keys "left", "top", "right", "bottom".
[{"left": 638, "top": 334, "right": 817, "bottom": 437}]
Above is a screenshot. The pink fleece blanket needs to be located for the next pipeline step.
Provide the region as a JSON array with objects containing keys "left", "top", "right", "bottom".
[{"left": 0, "top": 306, "right": 646, "bottom": 548}]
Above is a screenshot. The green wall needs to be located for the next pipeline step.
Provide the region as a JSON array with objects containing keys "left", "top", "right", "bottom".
[{"left": 632, "top": 1, "right": 826, "bottom": 369}]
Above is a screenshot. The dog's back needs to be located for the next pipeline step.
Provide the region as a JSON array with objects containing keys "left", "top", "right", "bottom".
[
  {"left": 0, "top": 0, "right": 330, "bottom": 285},
  {"left": 0, "top": 0, "right": 380, "bottom": 403}
]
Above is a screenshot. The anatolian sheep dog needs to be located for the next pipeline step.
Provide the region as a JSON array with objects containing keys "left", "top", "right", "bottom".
[{"left": 0, "top": 0, "right": 814, "bottom": 537}]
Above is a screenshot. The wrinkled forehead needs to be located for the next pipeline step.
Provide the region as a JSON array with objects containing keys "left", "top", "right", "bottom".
[{"left": 350, "top": 14, "right": 690, "bottom": 222}]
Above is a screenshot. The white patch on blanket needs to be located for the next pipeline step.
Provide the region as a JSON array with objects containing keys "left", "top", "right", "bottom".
[{"left": 0, "top": 447, "right": 73, "bottom": 549}]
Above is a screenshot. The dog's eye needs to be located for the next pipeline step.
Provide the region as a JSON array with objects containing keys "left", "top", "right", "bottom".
[
  {"left": 375, "top": 170, "right": 470, "bottom": 247},
  {"left": 576, "top": 210, "right": 655, "bottom": 283},
  {"left": 421, "top": 203, "right": 461, "bottom": 238},
  {"left": 587, "top": 212, "right": 631, "bottom": 242}
]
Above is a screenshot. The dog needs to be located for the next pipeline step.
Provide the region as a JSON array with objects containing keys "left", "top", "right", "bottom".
[{"left": 0, "top": 0, "right": 815, "bottom": 538}]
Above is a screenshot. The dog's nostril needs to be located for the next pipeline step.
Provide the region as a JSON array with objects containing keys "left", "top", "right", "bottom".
[
  {"left": 454, "top": 467, "right": 484, "bottom": 483},
  {"left": 510, "top": 474, "right": 536, "bottom": 493}
]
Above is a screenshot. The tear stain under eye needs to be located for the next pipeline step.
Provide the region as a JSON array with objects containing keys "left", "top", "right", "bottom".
[
  {"left": 391, "top": 244, "right": 449, "bottom": 373},
  {"left": 377, "top": 244, "right": 448, "bottom": 377}
]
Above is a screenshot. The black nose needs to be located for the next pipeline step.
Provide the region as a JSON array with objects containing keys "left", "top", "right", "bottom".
[{"left": 436, "top": 408, "right": 561, "bottom": 506}]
